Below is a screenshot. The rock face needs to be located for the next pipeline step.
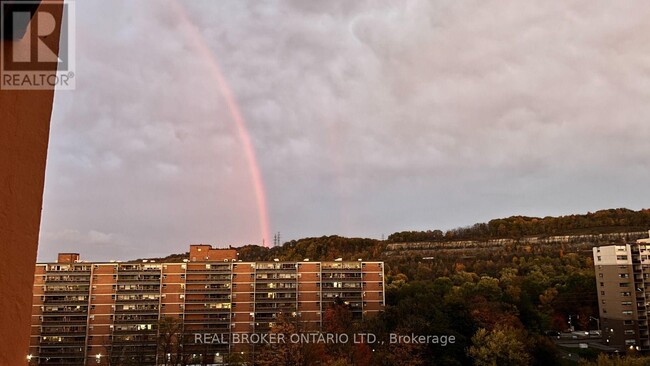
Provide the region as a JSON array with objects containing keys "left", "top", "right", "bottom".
[{"left": 0, "top": 2, "right": 62, "bottom": 365}]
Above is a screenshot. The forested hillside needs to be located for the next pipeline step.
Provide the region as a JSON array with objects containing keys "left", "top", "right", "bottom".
[
  {"left": 388, "top": 208, "right": 650, "bottom": 242},
  {"left": 141, "top": 208, "right": 650, "bottom": 364}
]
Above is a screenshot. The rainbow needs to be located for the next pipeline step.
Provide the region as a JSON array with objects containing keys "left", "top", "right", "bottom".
[{"left": 172, "top": 1, "right": 271, "bottom": 247}]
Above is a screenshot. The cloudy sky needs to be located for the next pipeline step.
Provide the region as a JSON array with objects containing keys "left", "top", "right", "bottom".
[{"left": 38, "top": 0, "right": 650, "bottom": 261}]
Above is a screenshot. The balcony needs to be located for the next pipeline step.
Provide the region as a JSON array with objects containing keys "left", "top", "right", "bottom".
[
  {"left": 117, "top": 277, "right": 160, "bottom": 283},
  {"left": 321, "top": 274, "right": 363, "bottom": 280},
  {"left": 183, "top": 318, "right": 230, "bottom": 324},
  {"left": 186, "top": 277, "right": 231, "bottom": 283},
  {"left": 321, "top": 267, "right": 361, "bottom": 273},
  {"left": 45, "top": 278, "right": 90, "bottom": 283},
  {"left": 40, "top": 340, "right": 86, "bottom": 347},
  {"left": 254, "top": 296, "right": 297, "bottom": 302},
  {"left": 112, "top": 329, "right": 158, "bottom": 336},
  {"left": 35, "top": 354, "right": 85, "bottom": 364},
  {"left": 40, "top": 329, "right": 87, "bottom": 336},
  {"left": 184, "top": 307, "right": 230, "bottom": 313},
  {"left": 43, "top": 298, "right": 88, "bottom": 305},
  {"left": 46, "top": 268, "right": 91, "bottom": 273},
  {"left": 254, "top": 315, "right": 278, "bottom": 322},
  {"left": 116, "top": 287, "right": 161, "bottom": 293},
  {"left": 255, "top": 264, "right": 297, "bottom": 271},
  {"left": 322, "top": 293, "right": 362, "bottom": 300},
  {"left": 185, "top": 287, "right": 231, "bottom": 293},
  {"left": 42, "top": 308, "right": 87, "bottom": 314},
  {"left": 255, "top": 276, "right": 297, "bottom": 281},
  {"left": 321, "top": 286, "right": 362, "bottom": 291},
  {"left": 114, "top": 298, "right": 160, "bottom": 304},
  {"left": 254, "top": 286, "right": 297, "bottom": 292},
  {"left": 186, "top": 269, "right": 231, "bottom": 275},
  {"left": 117, "top": 268, "right": 162, "bottom": 274},
  {"left": 111, "top": 339, "right": 158, "bottom": 346},
  {"left": 255, "top": 303, "right": 296, "bottom": 310},
  {"left": 38, "top": 350, "right": 85, "bottom": 357},
  {"left": 115, "top": 308, "right": 159, "bottom": 314},
  {"left": 40, "top": 320, "right": 88, "bottom": 326},
  {"left": 44, "top": 286, "right": 90, "bottom": 295},
  {"left": 185, "top": 297, "right": 231, "bottom": 303},
  {"left": 114, "top": 317, "right": 159, "bottom": 323}
]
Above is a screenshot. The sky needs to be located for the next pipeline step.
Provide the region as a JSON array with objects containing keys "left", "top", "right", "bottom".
[{"left": 38, "top": 0, "right": 650, "bottom": 261}]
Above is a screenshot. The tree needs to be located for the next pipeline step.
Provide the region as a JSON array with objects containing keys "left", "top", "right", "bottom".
[
  {"left": 256, "top": 313, "right": 312, "bottom": 366},
  {"left": 468, "top": 326, "right": 530, "bottom": 366},
  {"left": 157, "top": 317, "right": 184, "bottom": 366},
  {"left": 579, "top": 354, "right": 650, "bottom": 366}
]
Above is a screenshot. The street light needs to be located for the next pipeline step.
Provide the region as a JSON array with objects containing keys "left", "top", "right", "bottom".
[
  {"left": 96, "top": 354, "right": 102, "bottom": 364},
  {"left": 589, "top": 316, "right": 601, "bottom": 331}
]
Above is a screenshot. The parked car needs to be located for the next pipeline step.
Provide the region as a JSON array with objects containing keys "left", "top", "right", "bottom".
[{"left": 545, "top": 330, "right": 561, "bottom": 339}]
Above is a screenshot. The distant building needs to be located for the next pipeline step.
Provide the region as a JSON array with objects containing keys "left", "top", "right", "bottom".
[
  {"left": 593, "top": 231, "right": 650, "bottom": 350},
  {"left": 29, "top": 245, "right": 385, "bottom": 365}
]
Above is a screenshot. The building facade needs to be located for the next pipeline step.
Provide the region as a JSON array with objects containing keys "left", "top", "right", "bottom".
[
  {"left": 594, "top": 233, "right": 650, "bottom": 350},
  {"left": 29, "top": 245, "right": 385, "bottom": 365}
]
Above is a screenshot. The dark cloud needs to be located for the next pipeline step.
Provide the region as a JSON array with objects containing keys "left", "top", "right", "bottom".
[{"left": 38, "top": 0, "right": 650, "bottom": 261}]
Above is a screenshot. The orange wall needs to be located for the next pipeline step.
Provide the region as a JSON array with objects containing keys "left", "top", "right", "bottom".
[{"left": 0, "top": 2, "right": 63, "bottom": 366}]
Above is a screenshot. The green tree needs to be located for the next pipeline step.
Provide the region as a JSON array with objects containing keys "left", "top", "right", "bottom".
[{"left": 468, "top": 326, "right": 530, "bottom": 366}]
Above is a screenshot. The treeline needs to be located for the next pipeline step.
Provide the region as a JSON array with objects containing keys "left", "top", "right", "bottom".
[
  {"left": 388, "top": 208, "right": 650, "bottom": 243},
  {"left": 146, "top": 235, "right": 385, "bottom": 263},
  {"left": 238, "top": 235, "right": 386, "bottom": 262}
]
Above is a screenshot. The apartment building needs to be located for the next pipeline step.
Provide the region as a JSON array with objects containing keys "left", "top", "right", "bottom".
[
  {"left": 29, "top": 245, "right": 385, "bottom": 365},
  {"left": 594, "top": 233, "right": 650, "bottom": 350}
]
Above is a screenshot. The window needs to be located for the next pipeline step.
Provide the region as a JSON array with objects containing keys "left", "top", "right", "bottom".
[
  {"left": 620, "top": 283, "right": 630, "bottom": 288},
  {"left": 617, "top": 255, "right": 628, "bottom": 261},
  {"left": 599, "top": 273, "right": 603, "bottom": 278},
  {"left": 622, "top": 301, "right": 632, "bottom": 306},
  {"left": 619, "top": 274, "right": 630, "bottom": 278},
  {"left": 600, "top": 282, "right": 604, "bottom": 287},
  {"left": 623, "top": 311, "right": 633, "bottom": 315},
  {"left": 621, "top": 292, "right": 631, "bottom": 296},
  {"left": 625, "top": 320, "right": 634, "bottom": 325},
  {"left": 625, "top": 330, "right": 635, "bottom": 335}
]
